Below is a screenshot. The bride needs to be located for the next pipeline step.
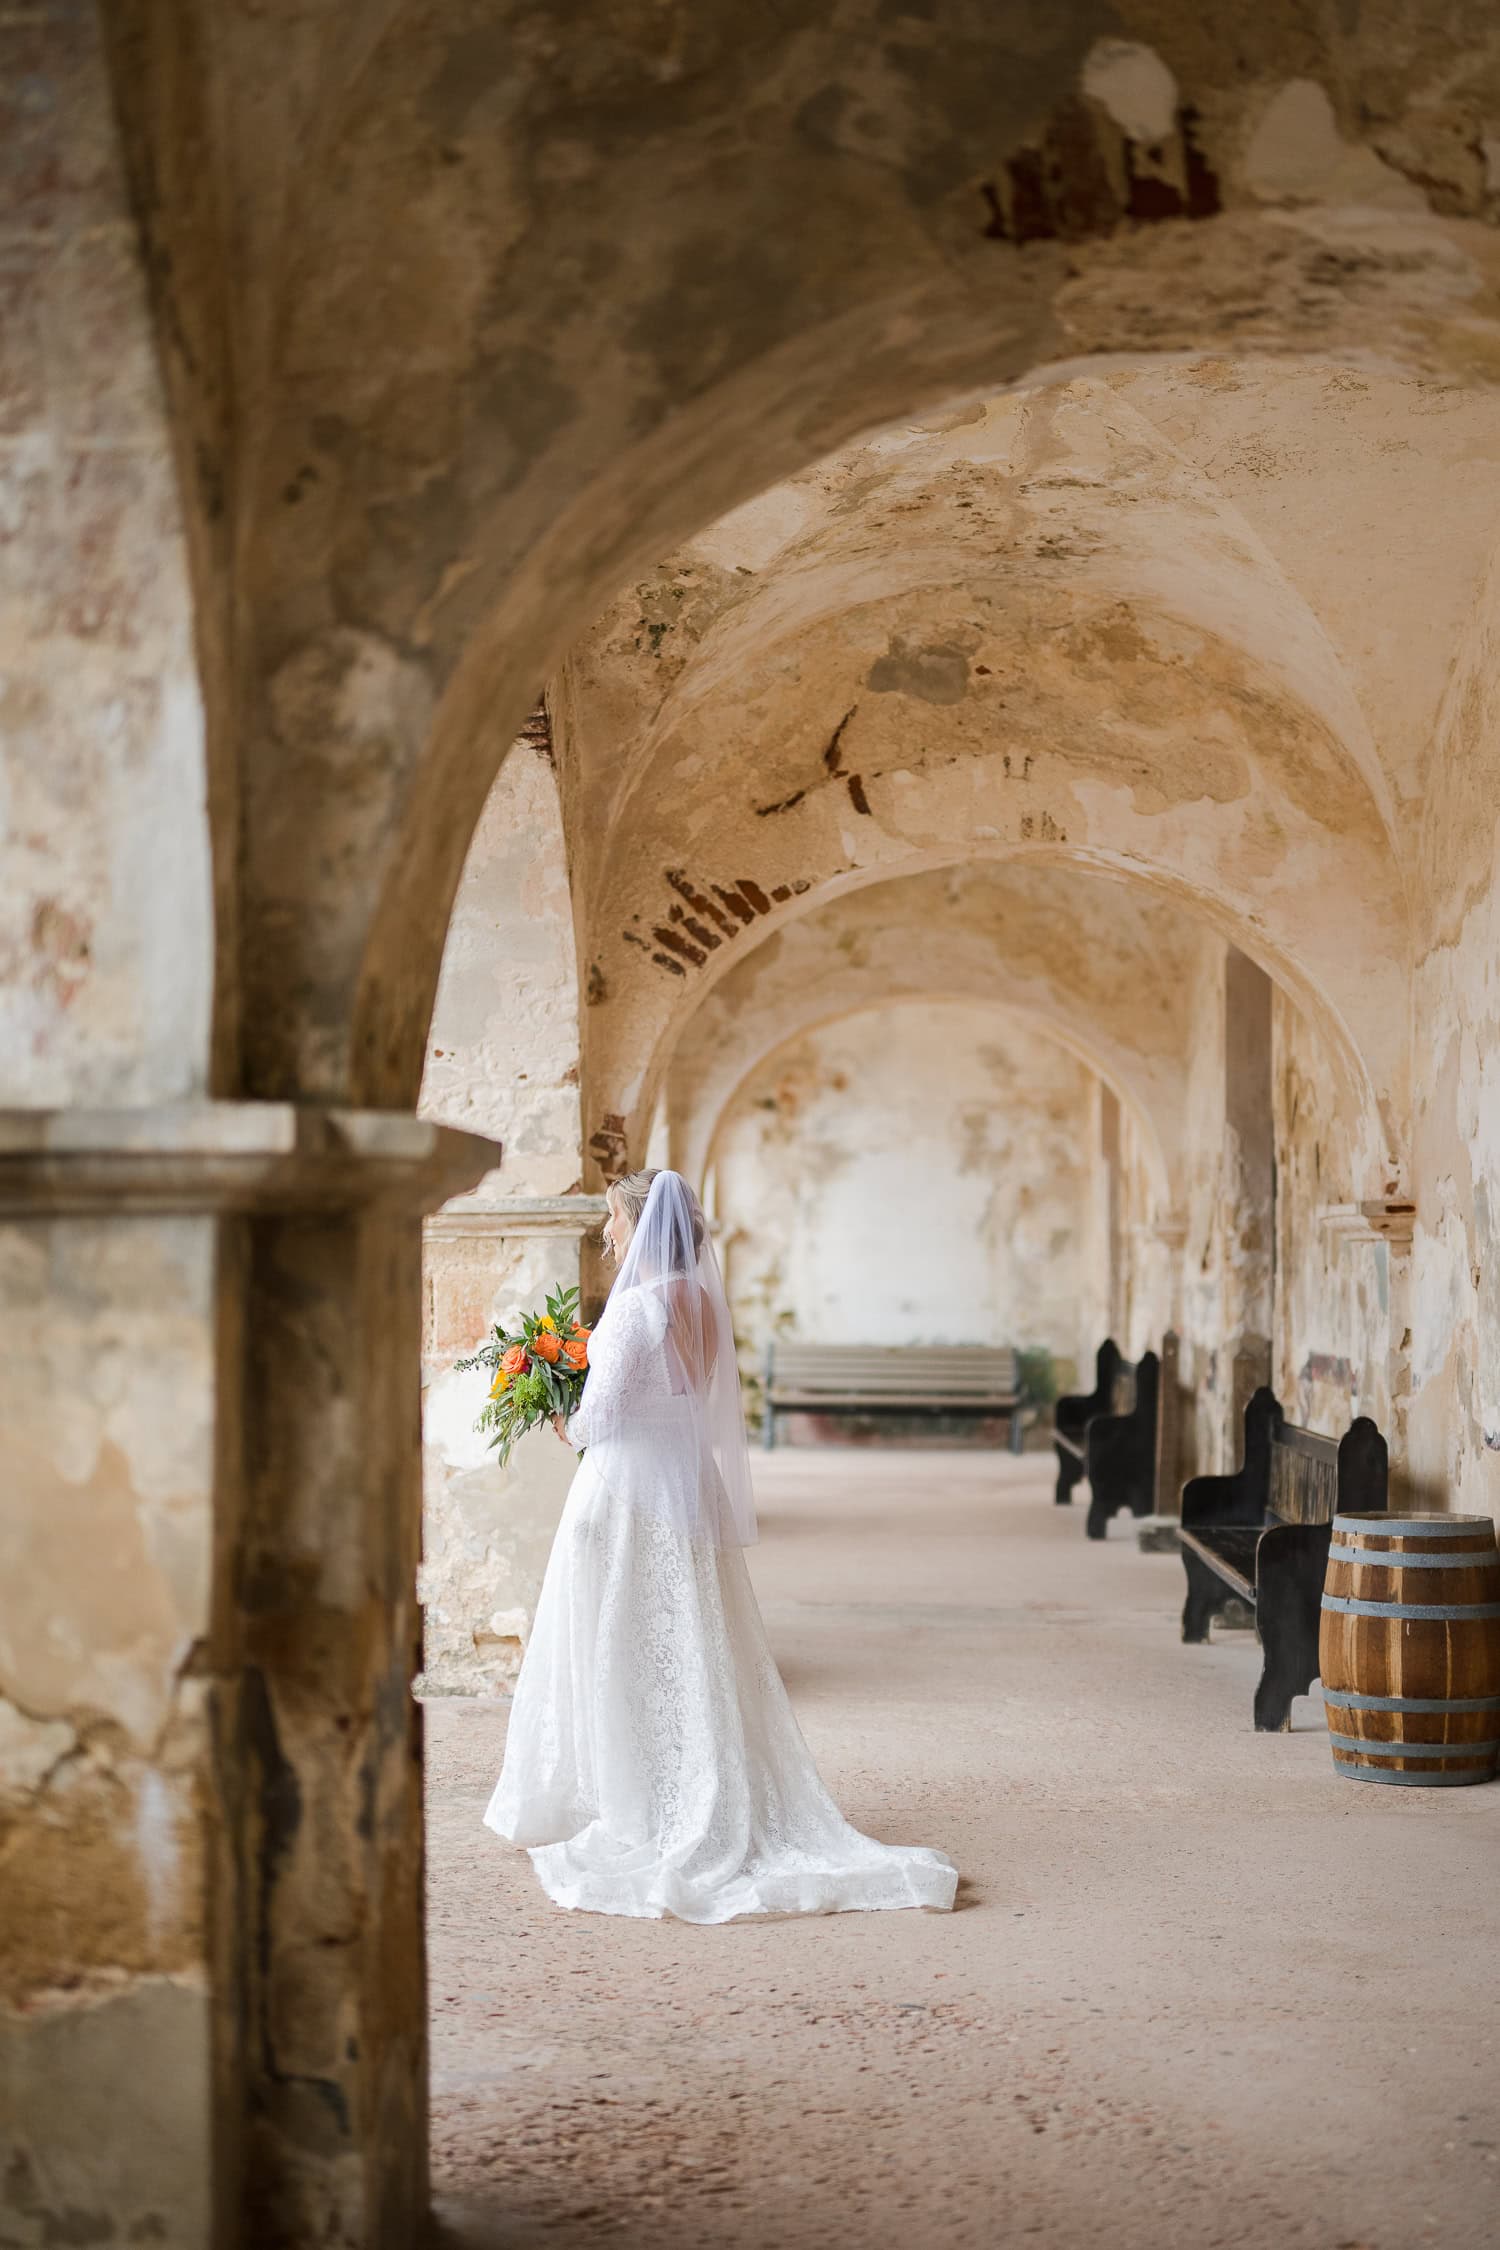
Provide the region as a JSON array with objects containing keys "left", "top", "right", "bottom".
[{"left": 484, "top": 1167, "right": 957, "bottom": 1922}]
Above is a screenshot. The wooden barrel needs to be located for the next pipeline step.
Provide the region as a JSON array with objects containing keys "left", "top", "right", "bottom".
[{"left": 1319, "top": 1513, "right": 1500, "bottom": 1785}]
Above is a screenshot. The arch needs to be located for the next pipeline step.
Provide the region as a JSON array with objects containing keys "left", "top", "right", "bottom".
[
  {"left": 705, "top": 993, "right": 1119, "bottom": 1371},
  {"left": 350, "top": 214, "right": 1500, "bottom": 1114},
  {"left": 582, "top": 790, "right": 1401, "bottom": 1201},
  {"left": 554, "top": 374, "right": 1442, "bottom": 1194},
  {"left": 588, "top": 380, "right": 1399, "bottom": 876},
  {"left": 112, "top": 0, "right": 1500, "bottom": 1104},
  {"left": 695, "top": 991, "right": 1170, "bottom": 1215},
  {"left": 660, "top": 860, "right": 1206, "bottom": 1203},
  {"left": 418, "top": 719, "right": 580, "bottom": 1188}
]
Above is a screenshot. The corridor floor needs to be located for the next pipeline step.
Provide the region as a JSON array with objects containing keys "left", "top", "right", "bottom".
[{"left": 427, "top": 1450, "right": 1500, "bottom": 2250}]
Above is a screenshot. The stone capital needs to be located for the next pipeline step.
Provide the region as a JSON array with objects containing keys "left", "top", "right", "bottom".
[
  {"left": 424, "top": 1193, "right": 609, "bottom": 1242},
  {"left": 1317, "top": 1199, "right": 1417, "bottom": 1250},
  {"left": 0, "top": 1103, "right": 500, "bottom": 1219}
]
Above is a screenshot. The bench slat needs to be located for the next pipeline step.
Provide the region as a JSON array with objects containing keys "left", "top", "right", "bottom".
[
  {"left": 770, "top": 1391, "right": 1021, "bottom": 1409},
  {"left": 771, "top": 1349, "right": 1018, "bottom": 1368},
  {"left": 1270, "top": 1430, "right": 1339, "bottom": 1525},
  {"left": 769, "top": 1371, "right": 1018, "bottom": 1387},
  {"left": 767, "top": 1342, "right": 1022, "bottom": 1415},
  {"left": 1180, "top": 1525, "right": 1261, "bottom": 1601}
]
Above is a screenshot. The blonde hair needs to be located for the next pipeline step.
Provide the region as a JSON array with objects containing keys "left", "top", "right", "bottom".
[{"left": 605, "top": 1169, "right": 706, "bottom": 1260}]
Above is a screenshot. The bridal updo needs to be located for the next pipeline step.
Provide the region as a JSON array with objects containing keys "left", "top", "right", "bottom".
[{"left": 606, "top": 1169, "right": 707, "bottom": 1259}]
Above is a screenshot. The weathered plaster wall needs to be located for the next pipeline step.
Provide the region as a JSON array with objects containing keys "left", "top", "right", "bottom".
[
  {"left": 28, "top": 2, "right": 1500, "bottom": 2229},
  {"left": 710, "top": 1004, "right": 1100, "bottom": 1385},
  {"left": 1408, "top": 540, "right": 1500, "bottom": 1517},
  {"left": 0, "top": 0, "right": 213, "bottom": 1106},
  {"left": 0, "top": 12, "right": 221, "bottom": 2240},
  {"left": 103, "top": 0, "right": 1500, "bottom": 1114},
  {"left": 1272, "top": 987, "right": 1394, "bottom": 1443},
  {"left": 418, "top": 726, "right": 594, "bottom": 1691},
  {"left": 419, "top": 1219, "right": 590, "bottom": 1695},
  {"left": 663, "top": 861, "right": 1197, "bottom": 1205},
  {"left": 1117, "top": 1100, "right": 1175, "bottom": 1369},
  {"left": 1176, "top": 936, "right": 1233, "bottom": 1474},
  {"left": 420, "top": 723, "right": 579, "bottom": 1196},
  {"left": 567, "top": 377, "right": 1430, "bottom": 1186},
  {"left": 0, "top": 1211, "right": 219, "bottom": 2245},
  {"left": 1222, "top": 949, "right": 1275, "bottom": 1429}
]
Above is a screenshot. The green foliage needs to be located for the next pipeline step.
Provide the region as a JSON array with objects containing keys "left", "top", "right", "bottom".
[
  {"left": 455, "top": 1282, "right": 592, "bottom": 1467},
  {"left": 1016, "top": 1346, "right": 1059, "bottom": 1407}
]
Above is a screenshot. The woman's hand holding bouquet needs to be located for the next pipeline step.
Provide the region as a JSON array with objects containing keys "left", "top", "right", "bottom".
[{"left": 456, "top": 1286, "right": 592, "bottom": 1465}]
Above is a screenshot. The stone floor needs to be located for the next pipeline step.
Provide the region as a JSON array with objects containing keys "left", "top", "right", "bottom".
[{"left": 426, "top": 1450, "right": 1500, "bottom": 2249}]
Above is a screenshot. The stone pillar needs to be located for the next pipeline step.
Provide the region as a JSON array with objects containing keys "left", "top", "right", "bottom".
[
  {"left": 0, "top": 1104, "right": 497, "bottom": 2249},
  {"left": 1100, "top": 1085, "right": 1125, "bottom": 1342},
  {"left": 1224, "top": 948, "right": 1275, "bottom": 1437},
  {"left": 1153, "top": 1329, "right": 1184, "bottom": 1514},
  {"left": 421, "top": 1193, "right": 608, "bottom": 1692},
  {"left": 1315, "top": 1198, "right": 1416, "bottom": 1486}
]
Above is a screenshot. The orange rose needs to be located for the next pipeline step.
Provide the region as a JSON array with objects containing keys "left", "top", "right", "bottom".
[
  {"left": 562, "top": 1338, "right": 588, "bottom": 1370},
  {"left": 501, "top": 1344, "right": 530, "bottom": 1376},
  {"left": 533, "top": 1330, "right": 562, "bottom": 1365}
]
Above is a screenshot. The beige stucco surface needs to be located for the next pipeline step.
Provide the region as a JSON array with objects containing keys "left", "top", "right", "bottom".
[
  {"left": 710, "top": 1003, "right": 1097, "bottom": 1379},
  {"left": 428, "top": 1450, "right": 1500, "bottom": 2248}
]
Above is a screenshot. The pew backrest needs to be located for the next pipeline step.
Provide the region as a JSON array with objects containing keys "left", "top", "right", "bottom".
[
  {"left": 765, "top": 1342, "right": 1021, "bottom": 1406},
  {"left": 1268, "top": 1422, "right": 1339, "bottom": 1525}
]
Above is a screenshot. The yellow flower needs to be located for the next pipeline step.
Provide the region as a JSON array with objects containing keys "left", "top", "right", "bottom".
[
  {"left": 537, "top": 1315, "right": 556, "bottom": 1332},
  {"left": 489, "top": 1368, "right": 511, "bottom": 1397}
]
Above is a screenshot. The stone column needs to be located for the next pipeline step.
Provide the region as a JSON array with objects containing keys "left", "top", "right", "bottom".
[
  {"left": 1100, "top": 1085, "right": 1125, "bottom": 1343},
  {"left": 0, "top": 1103, "right": 497, "bottom": 2250},
  {"left": 1224, "top": 948, "right": 1275, "bottom": 1438},
  {"left": 1316, "top": 1198, "right": 1416, "bottom": 1484},
  {"left": 421, "top": 1194, "right": 608, "bottom": 1692}
]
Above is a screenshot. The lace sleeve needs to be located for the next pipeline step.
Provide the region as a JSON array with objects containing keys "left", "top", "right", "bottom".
[{"left": 568, "top": 1288, "right": 667, "bottom": 1449}]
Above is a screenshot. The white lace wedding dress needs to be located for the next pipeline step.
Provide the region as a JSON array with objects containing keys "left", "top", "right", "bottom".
[{"left": 484, "top": 1176, "right": 957, "bottom": 1923}]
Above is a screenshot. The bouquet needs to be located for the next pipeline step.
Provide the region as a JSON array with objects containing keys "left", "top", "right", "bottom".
[{"left": 455, "top": 1285, "right": 592, "bottom": 1466}]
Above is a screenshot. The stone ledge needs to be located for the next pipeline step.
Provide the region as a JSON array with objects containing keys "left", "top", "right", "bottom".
[
  {"left": 1318, "top": 1200, "right": 1417, "bottom": 1249},
  {"left": 0, "top": 1104, "right": 500, "bottom": 1218},
  {"left": 425, "top": 1195, "right": 609, "bottom": 1241}
]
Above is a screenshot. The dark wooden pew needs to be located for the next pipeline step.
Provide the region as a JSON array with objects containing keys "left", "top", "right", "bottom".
[
  {"left": 1081, "top": 1350, "right": 1160, "bottom": 1542},
  {"left": 1052, "top": 1338, "right": 1124, "bottom": 1506},
  {"left": 1179, "top": 1386, "right": 1389, "bottom": 1731},
  {"left": 1054, "top": 1340, "right": 1168, "bottom": 1539}
]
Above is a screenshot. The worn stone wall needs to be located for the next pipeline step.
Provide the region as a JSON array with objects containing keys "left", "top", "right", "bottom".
[
  {"left": 418, "top": 726, "right": 596, "bottom": 1692},
  {"left": 420, "top": 725, "right": 579, "bottom": 1195},
  {"left": 0, "top": 9, "right": 223, "bottom": 2242},
  {"left": 103, "top": 2, "right": 1500, "bottom": 1117},
  {"left": 1073, "top": 1079, "right": 1110, "bottom": 1375},
  {"left": 1175, "top": 936, "right": 1233, "bottom": 1474},
  {"left": 1407, "top": 539, "right": 1500, "bottom": 1517},
  {"left": 0, "top": 0, "right": 214, "bottom": 1107},
  {"left": 0, "top": 1210, "right": 220, "bottom": 2246},
  {"left": 710, "top": 1003, "right": 1100, "bottom": 1388},
  {"left": 419, "top": 1217, "right": 595, "bottom": 1695},
  {"left": 1272, "top": 988, "right": 1395, "bottom": 1446},
  {"left": 26, "top": 2, "right": 1500, "bottom": 2233},
  {"left": 568, "top": 373, "right": 1452, "bottom": 1188},
  {"left": 663, "top": 862, "right": 1196, "bottom": 1205},
  {"left": 1117, "top": 1100, "right": 1175, "bottom": 1368}
]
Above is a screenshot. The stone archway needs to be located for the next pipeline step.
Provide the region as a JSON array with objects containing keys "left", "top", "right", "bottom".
[
  {"left": 704, "top": 995, "right": 1123, "bottom": 1396},
  {"left": 19, "top": 7, "right": 1500, "bottom": 2240},
  {"left": 103, "top": 4, "right": 1500, "bottom": 1123},
  {"left": 659, "top": 860, "right": 1197, "bottom": 1206},
  {"left": 556, "top": 367, "right": 1478, "bottom": 1206}
]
